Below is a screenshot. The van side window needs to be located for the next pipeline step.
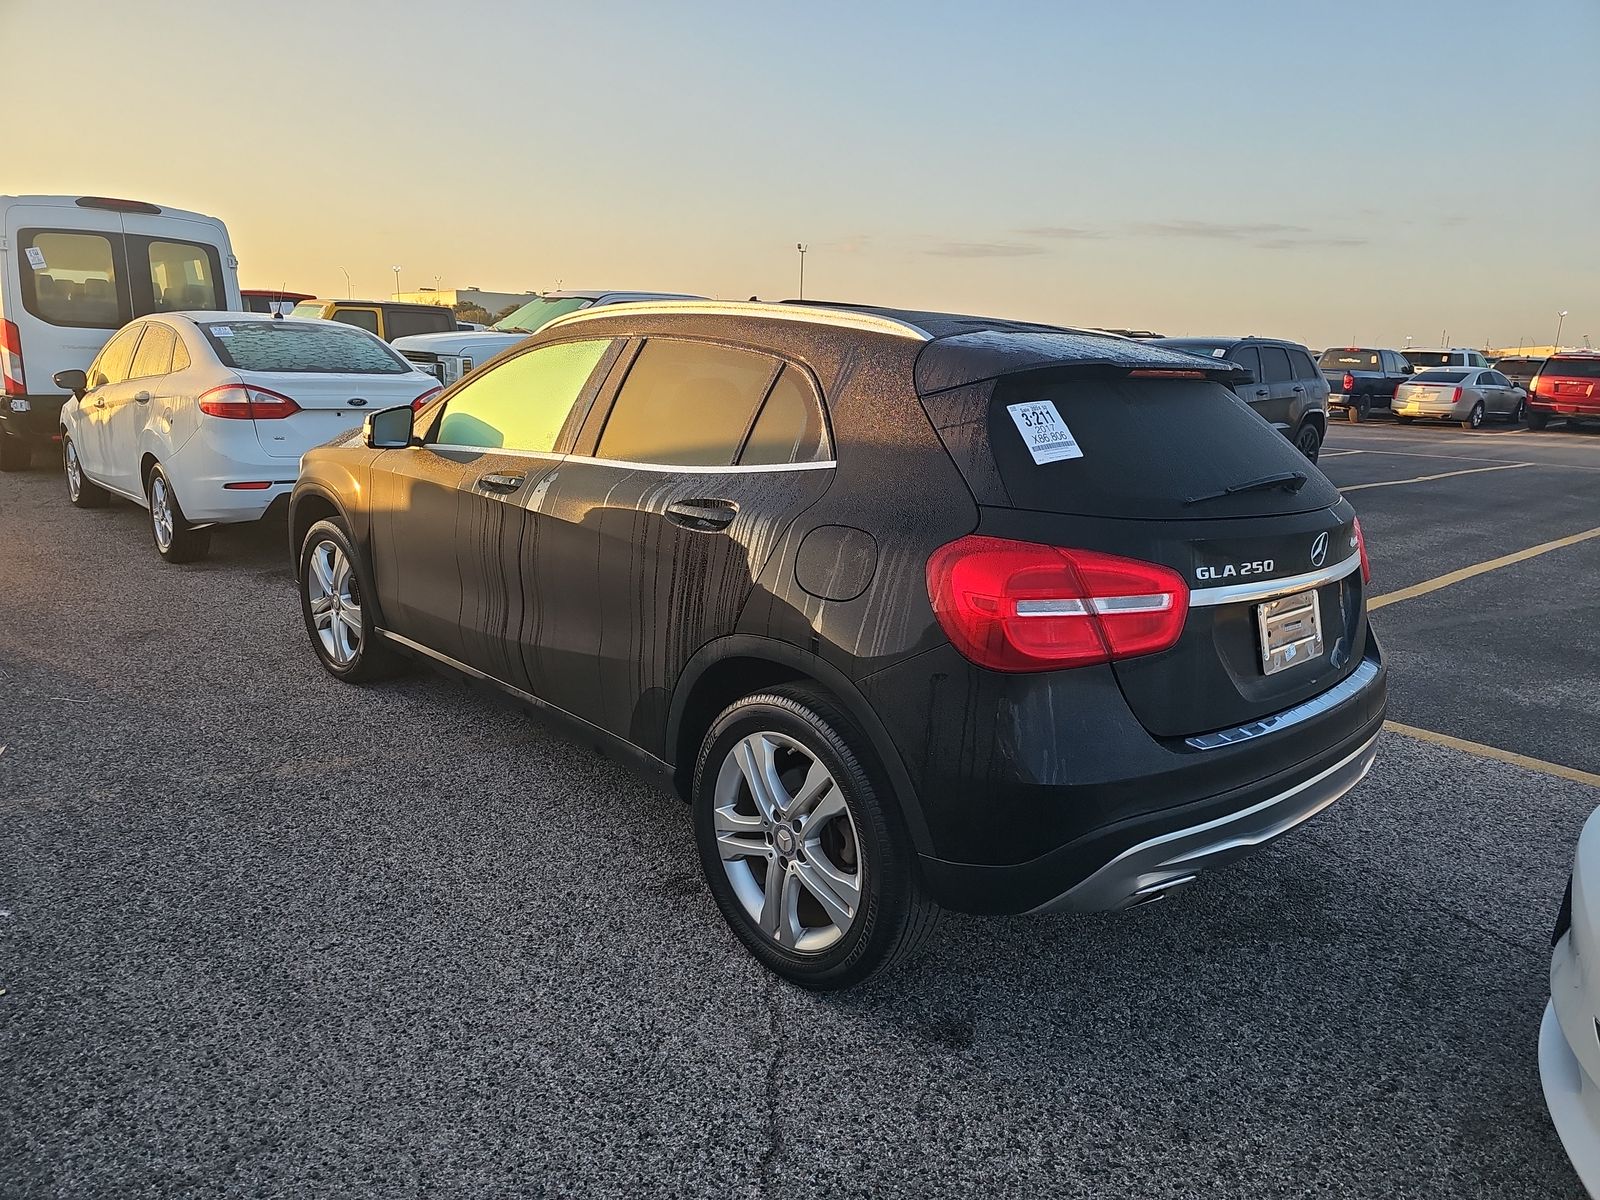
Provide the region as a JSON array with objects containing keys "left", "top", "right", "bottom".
[
  {"left": 147, "top": 241, "right": 221, "bottom": 312},
  {"left": 19, "top": 231, "right": 124, "bottom": 329},
  {"left": 89, "top": 325, "right": 144, "bottom": 387},
  {"left": 129, "top": 323, "right": 178, "bottom": 379}
]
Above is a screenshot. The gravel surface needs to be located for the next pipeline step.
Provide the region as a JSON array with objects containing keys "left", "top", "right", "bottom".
[{"left": 1, "top": 420, "right": 1594, "bottom": 1198}]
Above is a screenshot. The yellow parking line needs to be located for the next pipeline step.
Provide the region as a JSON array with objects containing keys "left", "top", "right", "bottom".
[
  {"left": 1384, "top": 722, "right": 1600, "bottom": 789},
  {"left": 1340, "top": 462, "right": 1531, "bottom": 492},
  {"left": 1369, "top": 525, "right": 1600, "bottom": 610}
]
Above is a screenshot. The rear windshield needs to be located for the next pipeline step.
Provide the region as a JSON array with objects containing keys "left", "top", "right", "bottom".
[
  {"left": 198, "top": 320, "right": 410, "bottom": 374},
  {"left": 493, "top": 296, "right": 592, "bottom": 334},
  {"left": 982, "top": 372, "right": 1341, "bottom": 520},
  {"left": 1494, "top": 357, "right": 1542, "bottom": 373},
  {"left": 1411, "top": 369, "right": 1471, "bottom": 383},
  {"left": 1403, "top": 351, "right": 1456, "bottom": 369},
  {"left": 1319, "top": 349, "right": 1382, "bottom": 370},
  {"left": 290, "top": 301, "right": 326, "bottom": 320},
  {"left": 1545, "top": 358, "right": 1600, "bottom": 379},
  {"left": 1149, "top": 339, "right": 1233, "bottom": 360}
]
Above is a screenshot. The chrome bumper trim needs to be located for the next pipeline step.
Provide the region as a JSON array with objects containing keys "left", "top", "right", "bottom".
[
  {"left": 1029, "top": 731, "right": 1380, "bottom": 914},
  {"left": 1185, "top": 659, "right": 1380, "bottom": 750}
]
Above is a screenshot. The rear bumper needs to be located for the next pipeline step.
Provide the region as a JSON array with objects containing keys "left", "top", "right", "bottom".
[
  {"left": 1540, "top": 999, "right": 1600, "bottom": 1195},
  {"left": 0, "top": 394, "right": 67, "bottom": 443},
  {"left": 1393, "top": 398, "right": 1471, "bottom": 419},
  {"left": 1530, "top": 397, "right": 1600, "bottom": 418},
  {"left": 909, "top": 643, "right": 1388, "bottom": 915}
]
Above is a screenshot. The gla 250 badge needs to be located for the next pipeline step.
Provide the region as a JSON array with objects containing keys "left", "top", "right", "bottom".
[{"left": 1195, "top": 533, "right": 1332, "bottom": 582}]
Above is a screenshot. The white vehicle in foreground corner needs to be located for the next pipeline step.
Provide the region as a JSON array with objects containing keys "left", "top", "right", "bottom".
[
  {"left": 1543, "top": 804, "right": 1600, "bottom": 1196},
  {"left": 56, "top": 312, "right": 440, "bottom": 563},
  {"left": 392, "top": 289, "right": 703, "bottom": 385}
]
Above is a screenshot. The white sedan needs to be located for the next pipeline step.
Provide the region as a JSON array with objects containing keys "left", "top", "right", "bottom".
[
  {"left": 1543, "top": 804, "right": 1600, "bottom": 1196},
  {"left": 56, "top": 313, "right": 440, "bottom": 562}
]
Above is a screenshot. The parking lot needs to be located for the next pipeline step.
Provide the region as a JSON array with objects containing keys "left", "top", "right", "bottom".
[{"left": 2, "top": 419, "right": 1597, "bottom": 1198}]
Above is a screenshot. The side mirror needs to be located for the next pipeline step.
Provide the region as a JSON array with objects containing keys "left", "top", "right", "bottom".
[
  {"left": 53, "top": 368, "right": 88, "bottom": 397},
  {"left": 364, "top": 404, "right": 415, "bottom": 449}
]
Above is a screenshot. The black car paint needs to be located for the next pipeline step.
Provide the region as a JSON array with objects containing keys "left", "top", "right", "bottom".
[
  {"left": 291, "top": 306, "right": 1385, "bottom": 916},
  {"left": 1319, "top": 348, "right": 1413, "bottom": 417}
]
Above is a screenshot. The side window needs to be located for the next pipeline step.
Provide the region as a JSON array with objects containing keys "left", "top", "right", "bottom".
[
  {"left": 146, "top": 240, "right": 221, "bottom": 312},
  {"left": 128, "top": 323, "right": 178, "bottom": 379},
  {"left": 1288, "top": 349, "right": 1319, "bottom": 380},
  {"left": 1229, "top": 345, "right": 1262, "bottom": 383},
  {"left": 739, "top": 366, "right": 828, "bottom": 466},
  {"left": 171, "top": 336, "right": 192, "bottom": 372},
  {"left": 596, "top": 339, "right": 780, "bottom": 467},
  {"left": 1259, "top": 345, "right": 1293, "bottom": 384},
  {"left": 331, "top": 308, "right": 381, "bottom": 335},
  {"left": 89, "top": 325, "right": 144, "bottom": 387},
  {"left": 384, "top": 307, "right": 455, "bottom": 340},
  {"left": 19, "top": 230, "right": 124, "bottom": 329},
  {"left": 434, "top": 338, "right": 613, "bottom": 452}
]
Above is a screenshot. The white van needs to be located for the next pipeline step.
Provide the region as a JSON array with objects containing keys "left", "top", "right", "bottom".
[{"left": 0, "top": 195, "right": 241, "bottom": 470}]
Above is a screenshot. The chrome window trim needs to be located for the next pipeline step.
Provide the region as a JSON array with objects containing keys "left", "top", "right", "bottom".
[
  {"left": 1189, "top": 552, "right": 1360, "bottom": 608},
  {"left": 541, "top": 300, "right": 932, "bottom": 342},
  {"left": 426, "top": 443, "right": 836, "bottom": 474},
  {"left": 1184, "top": 658, "right": 1381, "bottom": 750}
]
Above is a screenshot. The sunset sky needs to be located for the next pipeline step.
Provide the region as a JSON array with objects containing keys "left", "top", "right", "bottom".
[{"left": 7, "top": 0, "right": 1597, "bottom": 349}]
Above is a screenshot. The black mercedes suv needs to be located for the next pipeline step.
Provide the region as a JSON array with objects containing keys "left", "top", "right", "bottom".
[{"left": 289, "top": 301, "right": 1386, "bottom": 989}]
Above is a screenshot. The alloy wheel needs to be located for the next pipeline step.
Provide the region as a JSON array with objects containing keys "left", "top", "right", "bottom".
[
  {"left": 65, "top": 441, "right": 82, "bottom": 501},
  {"left": 149, "top": 474, "right": 175, "bottom": 551},
  {"left": 711, "top": 730, "right": 862, "bottom": 952},
  {"left": 307, "top": 539, "right": 363, "bottom": 666}
]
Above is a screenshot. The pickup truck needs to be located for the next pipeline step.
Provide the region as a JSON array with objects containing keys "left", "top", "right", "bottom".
[{"left": 1317, "top": 347, "right": 1414, "bottom": 422}]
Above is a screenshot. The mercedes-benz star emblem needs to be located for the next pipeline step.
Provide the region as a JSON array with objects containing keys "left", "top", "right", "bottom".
[{"left": 1310, "top": 531, "right": 1329, "bottom": 568}]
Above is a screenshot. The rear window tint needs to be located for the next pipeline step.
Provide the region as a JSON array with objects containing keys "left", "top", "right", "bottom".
[
  {"left": 199, "top": 321, "right": 410, "bottom": 374},
  {"left": 982, "top": 372, "right": 1340, "bottom": 520},
  {"left": 1545, "top": 358, "right": 1600, "bottom": 379},
  {"left": 1411, "top": 369, "right": 1471, "bottom": 383},
  {"left": 1403, "top": 351, "right": 1456, "bottom": 369},
  {"left": 1320, "top": 350, "right": 1382, "bottom": 369},
  {"left": 384, "top": 307, "right": 456, "bottom": 340}
]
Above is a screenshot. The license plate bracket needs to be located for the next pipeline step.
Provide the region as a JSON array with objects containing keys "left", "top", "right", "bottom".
[{"left": 1256, "top": 588, "right": 1323, "bottom": 675}]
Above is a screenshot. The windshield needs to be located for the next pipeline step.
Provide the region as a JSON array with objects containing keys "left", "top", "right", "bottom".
[
  {"left": 199, "top": 320, "right": 411, "bottom": 374},
  {"left": 492, "top": 296, "right": 592, "bottom": 333},
  {"left": 1319, "top": 349, "right": 1382, "bottom": 370},
  {"left": 1410, "top": 369, "right": 1471, "bottom": 383},
  {"left": 1545, "top": 358, "right": 1600, "bottom": 380},
  {"left": 1403, "top": 351, "right": 1456, "bottom": 369},
  {"left": 289, "top": 301, "right": 327, "bottom": 320}
]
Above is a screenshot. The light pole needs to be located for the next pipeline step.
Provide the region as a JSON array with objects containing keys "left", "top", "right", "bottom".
[
  {"left": 1554, "top": 310, "right": 1568, "bottom": 351},
  {"left": 1404, "top": 335, "right": 1413, "bottom": 349},
  {"left": 392, "top": 265, "right": 402, "bottom": 298},
  {"left": 339, "top": 266, "right": 352, "bottom": 299},
  {"left": 796, "top": 244, "right": 808, "bottom": 300}
]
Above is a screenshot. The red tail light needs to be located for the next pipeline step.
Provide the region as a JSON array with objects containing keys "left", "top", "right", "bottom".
[
  {"left": 926, "top": 535, "right": 1189, "bottom": 672},
  {"left": 1342, "top": 372, "right": 1355, "bottom": 392},
  {"left": 197, "top": 384, "right": 301, "bottom": 420},
  {"left": 1, "top": 319, "right": 25, "bottom": 394},
  {"left": 412, "top": 385, "right": 443, "bottom": 411},
  {"left": 1354, "top": 517, "right": 1371, "bottom": 584},
  {"left": 1451, "top": 386, "right": 1462, "bottom": 403}
]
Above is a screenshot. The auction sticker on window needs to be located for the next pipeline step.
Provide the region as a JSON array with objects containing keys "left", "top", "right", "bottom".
[
  {"left": 1005, "top": 400, "right": 1083, "bottom": 464},
  {"left": 25, "top": 246, "right": 47, "bottom": 271}
]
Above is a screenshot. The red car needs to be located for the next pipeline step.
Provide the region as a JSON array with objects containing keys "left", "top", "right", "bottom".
[{"left": 1528, "top": 353, "right": 1600, "bottom": 430}]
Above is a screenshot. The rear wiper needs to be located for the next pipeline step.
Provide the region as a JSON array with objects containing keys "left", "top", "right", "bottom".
[{"left": 1185, "top": 470, "right": 1308, "bottom": 506}]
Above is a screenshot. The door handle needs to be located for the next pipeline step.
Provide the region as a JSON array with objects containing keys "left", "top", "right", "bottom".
[
  {"left": 1292, "top": 385, "right": 1305, "bottom": 393},
  {"left": 667, "top": 499, "right": 737, "bottom": 530},
  {"left": 478, "top": 473, "right": 525, "bottom": 493},
  {"left": 134, "top": 391, "right": 152, "bottom": 404},
  {"left": 1253, "top": 388, "right": 1269, "bottom": 397}
]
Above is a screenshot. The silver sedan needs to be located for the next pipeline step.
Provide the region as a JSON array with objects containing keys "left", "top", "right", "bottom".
[{"left": 1392, "top": 368, "right": 1527, "bottom": 429}]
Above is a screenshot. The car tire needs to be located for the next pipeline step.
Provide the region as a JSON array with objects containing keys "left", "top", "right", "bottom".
[
  {"left": 1526, "top": 410, "right": 1549, "bottom": 430},
  {"left": 297, "top": 517, "right": 403, "bottom": 683},
  {"left": 693, "top": 684, "right": 938, "bottom": 990},
  {"left": 146, "top": 464, "right": 211, "bottom": 563},
  {"left": 0, "top": 432, "right": 31, "bottom": 471},
  {"left": 1346, "top": 398, "right": 1368, "bottom": 423},
  {"left": 63, "top": 436, "right": 108, "bottom": 509},
  {"left": 1509, "top": 399, "right": 1526, "bottom": 424},
  {"left": 1461, "top": 402, "right": 1485, "bottom": 431},
  {"left": 1293, "top": 421, "right": 1322, "bottom": 462}
]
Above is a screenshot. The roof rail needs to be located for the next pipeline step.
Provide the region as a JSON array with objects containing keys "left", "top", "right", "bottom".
[{"left": 541, "top": 299, "right": 932, "bottom": 341}]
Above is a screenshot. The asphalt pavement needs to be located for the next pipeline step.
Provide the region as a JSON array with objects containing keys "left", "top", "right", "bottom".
[{"left": 1, "top": 417, "right": 1595, "bottom": 1198}]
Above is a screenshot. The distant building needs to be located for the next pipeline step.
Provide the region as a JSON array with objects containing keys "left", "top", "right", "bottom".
[
  {"left": 1484, "top": 345, "right": 1584, "bottom": 358},
  {"left": 391, "top": 287, "right": 539, "bottom": 315}
]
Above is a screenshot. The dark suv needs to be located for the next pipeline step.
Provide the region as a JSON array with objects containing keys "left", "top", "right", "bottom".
[
  {"left": 290, "top": 301, "right": 1386, "bottom": 989},
  {"left": 1149, "top": 336, "right": 1329, "bottom": 460}
]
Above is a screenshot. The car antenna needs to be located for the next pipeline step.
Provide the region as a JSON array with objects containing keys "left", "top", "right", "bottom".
[{"left": 273, "top": 281, "right": 286, "bottom": 319}]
